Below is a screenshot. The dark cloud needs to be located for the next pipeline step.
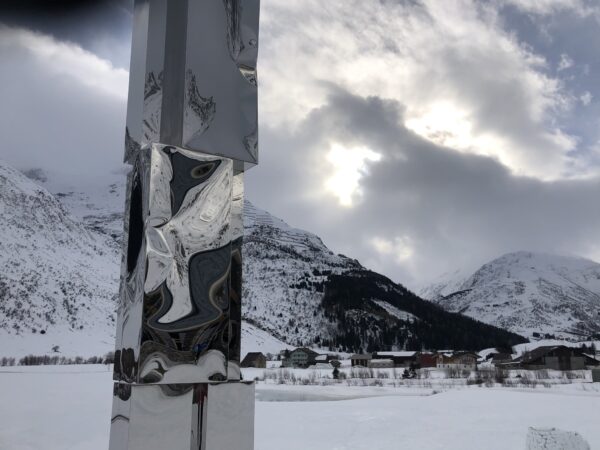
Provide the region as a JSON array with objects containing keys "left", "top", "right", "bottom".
[
  {"left": 247, "top": 87, "right": 600, "bottom": 287},
  {"left": 0, "top": 0, "right": 133, "bottom": 68},
  {"left": 2, "top": 0, "right": 600, "bottom": 289},
  {"left": 0, "top": 26, "right": 127, "bottom": 181}
]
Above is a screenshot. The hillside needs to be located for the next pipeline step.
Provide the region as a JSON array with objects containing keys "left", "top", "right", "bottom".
[
  {"left": 0, "top": 161, "right": 119, "bottom": 356},
  {"left": 420, "top": 251, "right": 600, "bottom": 340},
  {"left": 321, "top": 270, "right": 527, "bottom": 352},
  {"left": 0, "top": 160, "right": 527, "bottom": 356}
]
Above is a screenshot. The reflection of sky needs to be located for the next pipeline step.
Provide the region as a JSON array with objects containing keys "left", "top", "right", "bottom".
[{"left": 1, "top": 0, "right": 600, "bottom": 288}]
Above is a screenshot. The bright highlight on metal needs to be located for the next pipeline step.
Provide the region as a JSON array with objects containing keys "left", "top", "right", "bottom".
[{"left": 110, "top": 1, "right": 259, "bottom": 449}]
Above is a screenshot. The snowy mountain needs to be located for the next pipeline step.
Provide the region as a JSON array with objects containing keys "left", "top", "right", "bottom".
[
  {"left": 320, "top": 270, "right": 526, "bottom": 352},
  {"left": 241, "top": 201, "right": 362, "bottom": 345},
  {"left": 242, "top": 203, "right": 525, "bottom": 352},
  {"left": 0, "top": 161, "right": 119, "bottom": 357},
  {"left": 420, "top": 251, "right": 600, "bottom": 340},
  {"left": 0, "top": 160, "right": 526, "bottom": 357}
]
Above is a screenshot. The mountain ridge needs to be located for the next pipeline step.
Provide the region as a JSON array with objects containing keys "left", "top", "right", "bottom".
[
  {"left": 420, "top": 251, "right": 600, "bottom": 340},
  {"left": 0, "top": 161, "right": 119, "bottom": 356},
  {"left": 1, "top": 161, "right": 527, "bottom": 356}
]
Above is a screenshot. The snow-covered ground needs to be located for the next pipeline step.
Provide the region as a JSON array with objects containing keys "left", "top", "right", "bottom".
[
  {"left": 241, "top": 321, "right": 292, "bottom": 356},
  {"left": 0, "top": 320, "right": 290, "bottom": 360},
  {"left": 0, "top": 366, "right": 598, "bottom": 450}
]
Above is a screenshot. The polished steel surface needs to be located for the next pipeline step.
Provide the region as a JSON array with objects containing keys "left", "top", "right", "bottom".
[
  {"left": 203, "top": 382, "right": 255, "bottom": 450},
  {"left": 111, "top": 0, "right": 259, "bottom": 448},
  {"left": 114, "top": 144, "right": 235, "bottom": 384},
  {"left": 109, "top": 382, "right": 254, "bottom": 450},
  {"left": 124, "top": 0, "right": 259, "bottom": 167},
  {"left": 228, "top": 173, "right": 244, "bottom": 380},
  {"left": 184, "top": 0, "right": 259, "bottom": 167}
]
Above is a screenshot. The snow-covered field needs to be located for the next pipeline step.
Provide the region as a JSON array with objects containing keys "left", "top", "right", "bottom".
[
  {"left": 0, "top": 366, "right": 598, "bottom": 450},
  {"left": 0, "top": 320, "right": 289, "bottom": 360}
]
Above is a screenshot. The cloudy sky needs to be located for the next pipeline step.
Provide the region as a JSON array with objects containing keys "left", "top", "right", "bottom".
[{"left": 1, "top": 0, "right": 600, "bottom": 290}]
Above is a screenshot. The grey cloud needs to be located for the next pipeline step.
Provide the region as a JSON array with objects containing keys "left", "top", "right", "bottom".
[
  {"left": 257, "top": 0, "right": 588, "bottom": 179},
  {"left": 2, "top": 1, "right": 600, "bottom": 291},
  {"left": 247, "top": 87, "right": 600, "bottom": 288},
  {"left": 0, "top": 32, "right": 127, "bottom": 180},
  {"left": 497, "top": 2, "right": 600, "bottom": 168},
  {"left": 0, "top": 0, "right": 133, "bottom": 68}
]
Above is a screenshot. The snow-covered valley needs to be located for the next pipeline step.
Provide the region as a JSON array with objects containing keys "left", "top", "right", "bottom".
[
  {"left": 2, "top": 158, "right": 600, "bottom": 358},
  {"left": 1, "top": 160, "right": 528, "bottom": 357},
  {"left": 0, "top": 365, "right": 598, "bottom": 450}
]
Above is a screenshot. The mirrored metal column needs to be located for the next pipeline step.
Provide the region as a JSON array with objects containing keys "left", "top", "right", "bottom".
[{"left": 110, "top": 1, "right": 259, "bottom": 449}]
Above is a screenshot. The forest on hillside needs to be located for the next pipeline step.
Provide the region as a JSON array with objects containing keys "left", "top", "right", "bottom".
[{"left": 320, "top": 270, "right": 528, "bottom": 353}]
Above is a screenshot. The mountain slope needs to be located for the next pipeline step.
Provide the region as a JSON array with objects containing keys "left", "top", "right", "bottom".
[
  {"left": 0, "top": 161, "right": 527, "bottom": 356},
  {"left": 242, "top": 203, "right": 526, "bottom": 351},
  {"left": 0, "top": 161, "right": 119, "bottom": 356},
  {"left": 420, "top": 251, "right": 600, "bottom": 339},
  {"left": 321, "top": 270, "right": 527, "bottom": 352},
  {"left": 241, "top": 202, "right": 362, "bottom": 345}
]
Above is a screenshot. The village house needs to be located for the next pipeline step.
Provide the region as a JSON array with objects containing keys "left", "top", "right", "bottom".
[
  {"left": 368, "top": 358, "right": 394, "bottom": 368},
  {"left": 350, "top": 353, "right": 372, "bottom": 367},
  {"left": 515, "top": 345, "right": 600, "bottom": 371},
  {"left": 282, "top": 347, "right": 319, "bottom": 368},
  {"left": 489, "top": 352, "right": 513, "bottom": 365},
  {"left": 240, "top": 352, "right": 267, "bottom": 369},
  {"left": 373, "top": 351, "right": 419, "bottom": 368},
  {"left": 436, "top": 351, "right": 478, "bottom": 370},
  {"left": 417, "top": 352, "right": 437, "bottom": 368}
]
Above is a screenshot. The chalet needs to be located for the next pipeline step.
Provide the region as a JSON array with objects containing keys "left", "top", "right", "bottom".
[
  {"left": 240, "top": 352, "right": 267, "bottom": 369},
  {"left": 282, "top": 347, "right": 319, "bottom": 368},
  {"left": 515, "top": 346, "right": 600, "bottom": 371},
  {"left": 373, "top": 351, "right": 418, "bottom": 368},
  {"left": 490, "top": 353, "right": 513, "bottom": 365},
  {"left": 368, "top": 358, "right": 394, "bottom": 368},
  {"left": 436, "top": 351, "right": 478, "bottom": 370},
  {"left": 417, "top": 352, "right": 437, "bottom": 368},
  {"left": 350, "top": 353, "right": 372, "bottom": 367},
  {"left": 480, "top": 347, "right": 513, "bottom": 364}
]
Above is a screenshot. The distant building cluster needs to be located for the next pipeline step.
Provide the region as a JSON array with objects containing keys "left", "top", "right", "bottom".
[
  {"left": 349, "top": 351, "right": 478, "bottom": 370},
  {"left": 240, "top": 344, "right": 600, "bottom": 373},
  {"left": 499, "top": 345, "right": 599, "bottom": 371}
]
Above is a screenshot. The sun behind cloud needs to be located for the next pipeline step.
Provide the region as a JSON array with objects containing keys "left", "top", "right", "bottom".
[{"left": 324, "top": 143, "right": 381, "bottom": 207}]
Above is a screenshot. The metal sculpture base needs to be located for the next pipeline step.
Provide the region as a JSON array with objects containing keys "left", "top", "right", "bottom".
[
  {"left": 110, "top": 381, "right": 255, "bottom": 450},
  {"left": 110, "top": 0, "right": 260, "bottom": 448}
]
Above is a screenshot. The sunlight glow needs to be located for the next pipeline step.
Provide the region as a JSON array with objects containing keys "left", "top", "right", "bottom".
[
  {"left": 405, "top": 101, "right": 518, "bottom": 170},
  {"left": 325, "top": 143, "right": 382, "bottom": 207},
  {"left": 371, "top": 236, "right": 413, "bottom": 262},
  {"left": 405, "top": 102, "right": 475, "bottom": 150}
]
